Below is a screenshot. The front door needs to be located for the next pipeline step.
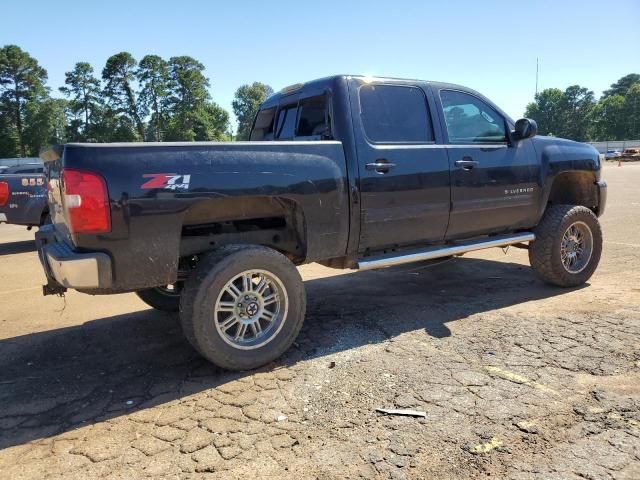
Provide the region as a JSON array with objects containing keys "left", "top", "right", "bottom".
[
  {"left": 349, "top": 79, "right": 451, "bottom": 252},
  {"left": 434, "top": 89, "right": 540, "bottom": 239}
]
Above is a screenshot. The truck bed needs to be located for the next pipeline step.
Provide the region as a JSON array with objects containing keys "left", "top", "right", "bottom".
[{"left": 41, "top": 141, "right": 350, "bottom": 292}]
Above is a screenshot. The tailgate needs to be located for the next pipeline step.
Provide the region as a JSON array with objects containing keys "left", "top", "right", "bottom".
[{"left": 40, "top": 146, "right": 71, "bottom": 239}]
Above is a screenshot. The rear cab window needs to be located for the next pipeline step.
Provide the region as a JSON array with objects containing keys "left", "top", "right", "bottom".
[{"left": 358, "top": 84, "right": 434, "bottom": 143}]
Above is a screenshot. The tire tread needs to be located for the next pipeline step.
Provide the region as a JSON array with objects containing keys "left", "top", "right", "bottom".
[
  {"left": 179, "top": 245, "right": 306, "bottom": 370},
  {"left": 529, "top": 204, "right": 602, "bottom": 287}
]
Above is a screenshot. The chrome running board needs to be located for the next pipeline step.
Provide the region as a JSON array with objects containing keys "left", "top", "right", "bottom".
[{"left": 357, "top": 232, "right": 535, "bottom": 271}]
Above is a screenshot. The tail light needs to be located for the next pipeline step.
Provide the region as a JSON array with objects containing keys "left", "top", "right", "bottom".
[
  {"left": 61, "top": 169, "right": 111, "bottom": 234},
  {"left": 0, "top": 182, "right": 8, "bottom": 206}
]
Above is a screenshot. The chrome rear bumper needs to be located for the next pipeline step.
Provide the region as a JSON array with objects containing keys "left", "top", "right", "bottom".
[{"left": 35, "top": 225, "right": 112, "bottom": 292}]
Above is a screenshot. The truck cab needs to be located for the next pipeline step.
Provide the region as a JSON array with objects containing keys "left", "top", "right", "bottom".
[{"left": 250, "top": 76, "right": 600, "bottom": 255}]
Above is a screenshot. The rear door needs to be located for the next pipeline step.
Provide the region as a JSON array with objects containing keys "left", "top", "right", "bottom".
[
  {"left": 434, "top": 89, "right": 540, "bottom": 239},
  {"left": 348, "top": 78, "right": 450, "bottom": 252}
]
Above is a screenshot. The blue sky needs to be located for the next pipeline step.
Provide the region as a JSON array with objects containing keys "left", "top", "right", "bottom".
[{"left": 2, "top": 0, "right": 638, "bottom": 129}]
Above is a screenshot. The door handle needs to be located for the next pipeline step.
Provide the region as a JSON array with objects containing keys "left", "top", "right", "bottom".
[
  {"left": 366, "top": 159, "right": 397, "bottom": 173},
  {"left": 455, "top": 157, "right": 479, "bottom": 170}
]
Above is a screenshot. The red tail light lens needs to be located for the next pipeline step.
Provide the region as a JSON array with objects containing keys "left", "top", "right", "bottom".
[
  {"left": 61, "top": 169, "right": 111, "bottom": 234},
  {"left": 0, "top": 182, "right": 8, "bottom": 206}
]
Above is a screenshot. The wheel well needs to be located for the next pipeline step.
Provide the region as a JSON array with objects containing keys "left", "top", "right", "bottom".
[
  {"left": 547, "top": 172, "right": 598, "bottom": 212},
  {"left": 178, "top": 196, "right": 306, "bottom": 262}
]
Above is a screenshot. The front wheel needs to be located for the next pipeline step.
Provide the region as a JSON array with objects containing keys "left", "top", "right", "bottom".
[
  {"left": 179, "top": 245, "right": 306, "bottom": 370},
  {"left": 529, "top": 205, "right": 603, "bottom": 287}
]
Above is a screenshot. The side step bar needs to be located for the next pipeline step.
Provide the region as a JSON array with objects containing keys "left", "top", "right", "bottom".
[{"left": 357, "top": 232, "right": 535, "bottom": 271}]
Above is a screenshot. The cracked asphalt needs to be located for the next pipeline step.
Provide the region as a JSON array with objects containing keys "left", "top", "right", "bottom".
[{"left": 0, "top": 163, "right": 639, "bottom": 479}]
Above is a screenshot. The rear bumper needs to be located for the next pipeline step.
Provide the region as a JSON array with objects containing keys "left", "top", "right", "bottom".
[
  {"left": 596, "top": 180, "right": 607, "bottom": 216},
  {"left": 35, "top": 225, "right": 112, "bottom": 292}
]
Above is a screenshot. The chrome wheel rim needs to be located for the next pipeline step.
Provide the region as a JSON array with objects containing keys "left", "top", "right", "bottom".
[
  {"left": 560, "top": 221, "right": 593, "bottom": 274},
  {"left": 214, "top": 269, "right": 288, "bottom": 350}
]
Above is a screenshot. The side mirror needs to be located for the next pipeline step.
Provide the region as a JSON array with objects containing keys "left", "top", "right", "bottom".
[{"left": 512, "top": 118, "right": 538, "bottom": 141}]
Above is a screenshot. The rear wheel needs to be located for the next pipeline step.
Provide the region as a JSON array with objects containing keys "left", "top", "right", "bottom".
[
  {"left": 529, "top": 205, "right": 602, "bottom": 287},
  {"left": 136, "top": 284, "right": 182, "bottom": 312},
  {"left": 179, "top": 245, "right": 306, "bottom": 370}
]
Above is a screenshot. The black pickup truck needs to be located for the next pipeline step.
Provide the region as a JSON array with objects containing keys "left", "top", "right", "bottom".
[
  {"left": 0, "top": 162, "right": 49, "bottom": 227},
  {"left": 36, "top": 75, "right": 607, "bottom": 370}
]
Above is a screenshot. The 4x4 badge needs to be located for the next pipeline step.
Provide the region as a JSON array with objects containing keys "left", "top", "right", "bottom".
[{"left": 142, "top": 173, "right": 191, "bottom": 191}]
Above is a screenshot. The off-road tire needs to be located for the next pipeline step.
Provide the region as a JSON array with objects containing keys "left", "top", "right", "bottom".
[
  {"left": 529, "top": 205, "right": 602, "bottom": 287},
  {"left": 136, "top": 286, "right": 181, "bottom": 312},
  {"left": 179, "top": 245, "right": 306, "bottom": 370}
]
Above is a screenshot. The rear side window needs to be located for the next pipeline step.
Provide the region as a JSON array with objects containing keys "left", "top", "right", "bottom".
[
  {"left": 359, "top": 84, "right": 434, "bottom": 143},
  {"left": 251, "top": 93, "right": 332, "bottom": 141},
  {"left": 440, "top": 90, "right": 506, "bottom": 143},
  {"left": 250, "top": 108, "right": 276, "bottom": 141},
  {"left": 297, "top": 96, "right": 328, "bottom": 137},
  {"left": 274, "top": 104, "right": 298, "bottom": 140}
]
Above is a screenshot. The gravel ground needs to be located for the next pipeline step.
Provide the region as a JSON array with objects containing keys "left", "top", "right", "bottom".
[{"left": 0, "top": 163, "right": 638, "bottom": 479}]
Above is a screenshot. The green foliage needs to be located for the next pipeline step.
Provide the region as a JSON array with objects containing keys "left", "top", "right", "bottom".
[
  {"left": 162, "top": 56, "right": 230, "bottom": 141},
  {"left": 588, "top": 94, "right": 627, "bottom": 141},
  {"left": 205, "top": 102, "right": 231, "bottom": 140},
  {"left": 525, "top": 74, "right": 639, "bottom": 142},
  {"left": 524, "top": 86, "right": 595, "bottom": 141},
  {"left": 0, "top": 45, "right": 49, "bottom": 156},
  {"left": 602, "top": 74, "right": 640, "bottom": 99},
  {"left": 625, "top": 83, "right": 640, "bottom": 139},
  {"left": 59, "top": 62, "right": 102, "bottom": 141},
  {"left": 0, "top": 45, "right": 241, "bottom": 151},
  {"left": 232, "top": 82, "right": 273, "bottom": 140},
  {"left": 525, "top": 88, "right": 565, "bottom": 137},
  {"left": 587, "top": 80, "right": 640, "bottom": 141},
  {"left": 168, "top": 56, "right": 210, "bottom": 110},
  {"left": 137, "top": 55, "right": 170, "bottom": 141},
  {"left": 560, "top": 85, "right": 595, "bottom": 142},
  {"left": 0, "top": 112, "right": 20, "bottom": 157},
  {"left": 102, "top": 52, "right": 145, "bottom": 140},
  {"left": 23, "top": 97, "right": 67, "bottom": 156}
]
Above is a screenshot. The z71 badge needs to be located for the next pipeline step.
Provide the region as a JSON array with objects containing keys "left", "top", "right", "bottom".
[{"left": 142, "top": 173, "right": 191, "bottom": 191}]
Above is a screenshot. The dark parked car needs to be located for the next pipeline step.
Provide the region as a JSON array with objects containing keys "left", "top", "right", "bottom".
[
  {"left": 0, "top": 162, "right": 49, "bottom": 227},
  {"left": 36, "top": 75, "right": 607, "bottom": 370}
]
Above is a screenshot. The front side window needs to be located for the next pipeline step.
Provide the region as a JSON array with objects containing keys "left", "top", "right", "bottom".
[
  {"left": 359, "top": 84, "right": 434, "bottom": 143},
  {"left": 440, "top": 90, "right": 506, "bottom": 143}
]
